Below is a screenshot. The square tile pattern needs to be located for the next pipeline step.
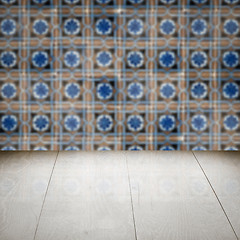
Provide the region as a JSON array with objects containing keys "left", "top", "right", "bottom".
[{"left": 0, "top": 0, "right": 240, "bottom": 150}]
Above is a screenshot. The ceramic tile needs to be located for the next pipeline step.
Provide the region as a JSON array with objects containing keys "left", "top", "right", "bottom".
[{"left": 0, "top": 0, "right": 239, "bottom": 150}]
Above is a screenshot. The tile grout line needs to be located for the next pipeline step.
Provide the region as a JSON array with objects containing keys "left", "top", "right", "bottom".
[
  {"left": 192, "top": 151, "right": 239, "bottom": 240},
  {"left": 33, "top": 150, "right": 59, "bottom": 240},
  {"left": 124, "top": 152, "right": 138, "bottom": 240}
]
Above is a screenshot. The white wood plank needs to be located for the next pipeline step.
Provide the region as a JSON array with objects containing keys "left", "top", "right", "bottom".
[
  {"left": 194, "top": 151, "right": 240, "bottom": 238},
  {"left": 127, "top": 151, "right": 237, "bottom": 240},
  {"left": 35, "top": 151, "right": 136, "bottom": 240},
  {"left": 0, "top": 151, "right": 57, "bottom": 240}
]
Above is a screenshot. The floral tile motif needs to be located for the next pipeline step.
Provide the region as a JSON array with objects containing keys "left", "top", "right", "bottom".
[{"left": 0, "top": 0, "right": 240, "bottom": 150}]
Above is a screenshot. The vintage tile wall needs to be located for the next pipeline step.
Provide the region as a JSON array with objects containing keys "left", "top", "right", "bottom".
[{"left": 0, "top": 0, "right": 239, "bottom": 150}]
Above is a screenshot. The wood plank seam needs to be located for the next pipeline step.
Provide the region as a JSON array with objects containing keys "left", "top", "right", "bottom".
[
  {"left": 191, "top": 151, "right": 239, "bottom": 240},
  {"left": 124, "top": 151, "right": 138, "bottom": 240},
  {"left": 33, "top": 151, "right": 59, "bottom": 240}
]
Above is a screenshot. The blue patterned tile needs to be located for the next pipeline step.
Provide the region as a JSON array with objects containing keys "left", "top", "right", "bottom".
[{"left": 0, "top": 0, "right": 239, "bottom": 150}]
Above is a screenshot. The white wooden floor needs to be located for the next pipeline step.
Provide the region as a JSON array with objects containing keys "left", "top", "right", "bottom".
[{"left": 0, "top": 151, "right": 239, "bottom": 240}]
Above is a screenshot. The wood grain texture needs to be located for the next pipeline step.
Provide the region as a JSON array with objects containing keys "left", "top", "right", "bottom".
[
  {"left": 35, "top": 151, "right": 136, "bottom": 240},
  {"left": 194, "top": 151, "right": 240, "bottom": 238},
  {"left": 0, "top": 151, "right": 57, "bottom": 240},
  {"left": 126, "top": 151, "right": 237, "bottom": 240}
]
